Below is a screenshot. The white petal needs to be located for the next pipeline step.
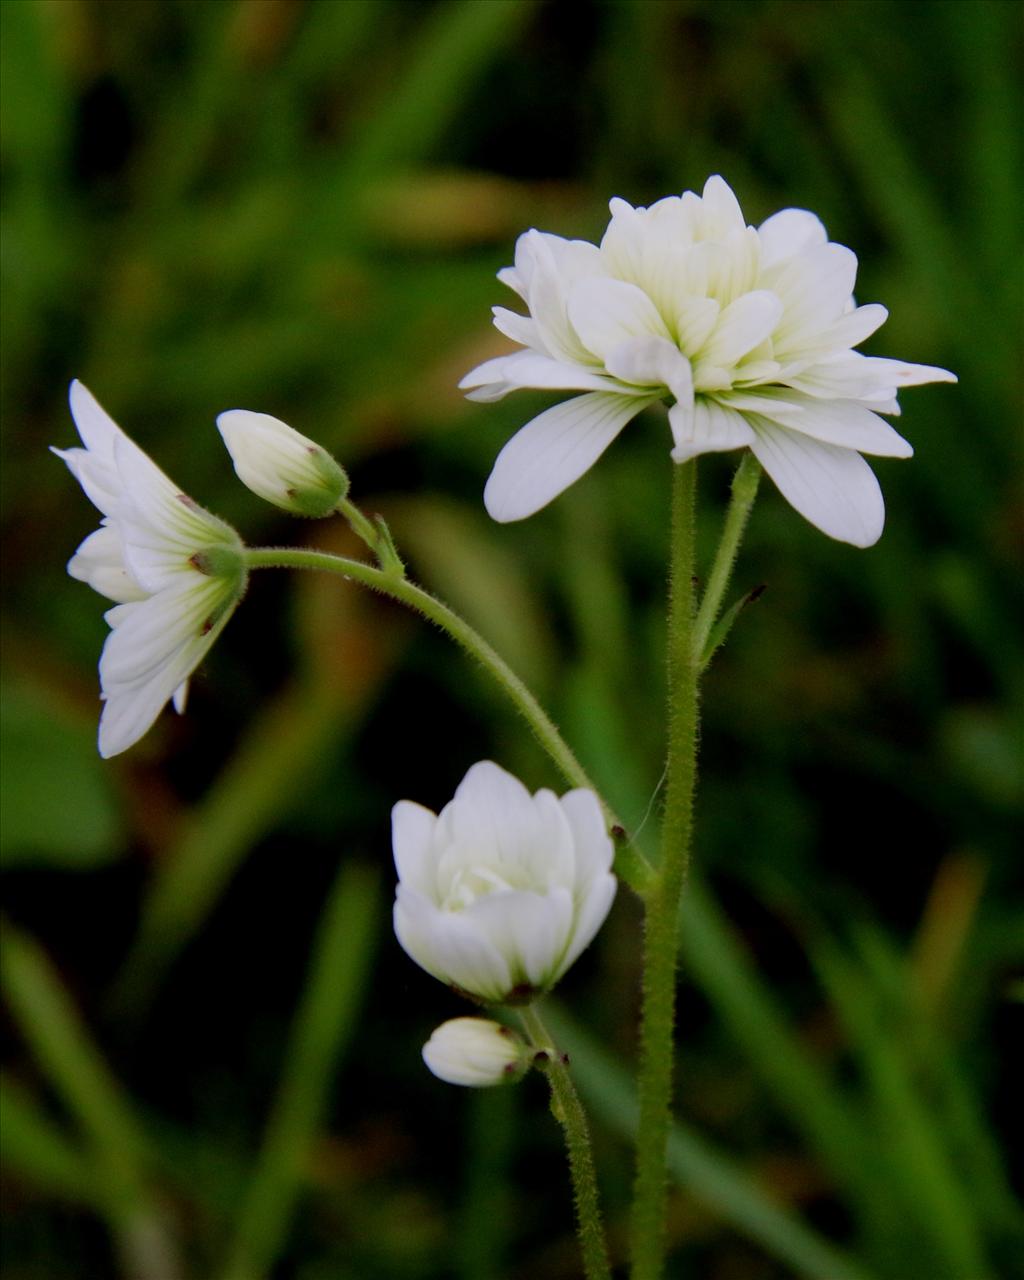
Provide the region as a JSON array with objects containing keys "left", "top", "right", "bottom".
[
  {"left": 392, "top": 889, "right": 447, "bottom": 980},
  {"left": 779, "top": 351, "right": 895, "bottom": 401},
  {"left": 558, "top": 789, "right": 614, "bottom": 881},
  {"left": 697, "top": 291, "right": 784, "bottom": 370},
  {"left": 818, "top": 303, "right": 888, "bottom": 351},
  {"left": 757, "top": 208, "right": 828, "bottom": 268},
  {"left": 97, "top": 575, "right": 236, "bottom": 757},
  {"left": 484, "top": 392, "right": 655, "bottom": 522},
  {"left": 172, "top": 681, "right": 189, "bottom": 714},
  {"left": 67, "top": 525, "right": 147, "bottom": 604},
  {"left": 749, "top": 423, "right": 885, "bottom": 547},
  {"left": 669, "top": 397, "right": 756, "bottom": 464},
  {"left": 691, "top": 227, "right": 761, "bottom": 306},
  {"left": 467, "top": 888, "right": 575, "bottom": 990},
  {"left": 599, "top": 198, "right": 647, "bottom": 283},
  {"left": 447, "top": 762, "right": 569, "bottom": 877},
  {"left": 858, "top": 357, "right": 957, "bottom": 387},
  {"left": 527, "top": 790, "right": 577, "bottom": 885},
  {"left": 392, "top": 800, "right": 439, "bottom": 897},
  {"left": 553, "top": 873, "right": 617, "bottom": 980},
  {"left": 672, "top": 296, "right": 721, "bottom": 355},
  {"left": 398, "top": 891, "right": 513, "bottom": 1002},
  {"left": 603, "top": 336, "right": 693, "bottom": 402},
  {"left": 102, "top": 410, "right": 184, "bottom": 521},
  {"left": 68, "top": 379, "right": 123, "bottom": 455},
  {"left": 522, "top": 232, "right": 607, "bottom": 366},
  {"left": 492, "top": 306, "right": 541, "bottom": 349},
  {"left": 514, "top": 229, "right": 603, "bottom": 297},
  {"left": 460, "top": 351, "right": 623, "bottom": 401},
  {"left": 567, "top": 277, "right": 671, "bottom": 361},
  {"left": 769, "top": 243, "right": 859, "bottom": 348},
  {"left": 698, "top": 175, "right": 747, "bottom": 239},
  {"left": 747, "top": 395, "right": 913, "bottom": 457},
  {"left": 112, "top": 439, "right": 238, "bottom": 593},
  {"left": 497, "top": 265, "right": 526, "bottom": 299}
]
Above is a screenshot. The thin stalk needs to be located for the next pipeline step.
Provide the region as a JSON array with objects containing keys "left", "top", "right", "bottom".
[
  {"left": 520, "top": 1005, "right": 612, "bottom": 1280},
  {"left": 630, "top": 460, "right": 699, "bottom": 1280},
  {"left": 692, "top": 454, "right": 761, "bottom": 660},
  {"left": 335, "top": 496, "right": 380, "bottom": 551},
  {"left": 243, "top": 546, "right": 653, "bottom": 894},
  {"left": 336, "top": 497, "right": 405, "bottom": 576}
]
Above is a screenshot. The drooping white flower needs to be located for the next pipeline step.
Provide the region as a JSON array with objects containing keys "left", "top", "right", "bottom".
[
  {"left": 460, "top": 175, "right": 957, "bottom": 546},
  {"left": 53, "top": 381, "right": 247, "bottom": 758},
  {"left": 422, "top": 1017, "right": 532, "bottom": 1087},
  {"left": 216, "top": 409, "right": 349, "bottom": 518},
  {"left": 392, "top": 761, "right": 616, "bottom": 1005}
]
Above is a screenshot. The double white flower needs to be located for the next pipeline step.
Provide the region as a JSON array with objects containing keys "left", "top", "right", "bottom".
[
  {"left": 53, "top": 381, "right": 247, "bottom": 758},
  {"left": 461, "top": 175, "right": 956, "bottom": 547},
  {"left": 392, "top": 761, "right": 617, "bottom": 1005}
]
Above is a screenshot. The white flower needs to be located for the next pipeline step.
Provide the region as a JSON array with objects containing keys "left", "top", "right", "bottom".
[
  {"left": 392, "top": 761, "right": 616, "bottom": 1005},
  {"left": 216, "top": 409, "right": 349, "bottom": 518},
  {"left": 422, "top": 1018, "right": 531, "bottom": 1087},
  {"left": 460, "top": 175, "right": 957, "bottom": 547},
  {"left": 53, "top": 381, "right": 247, "bottom": 758}
]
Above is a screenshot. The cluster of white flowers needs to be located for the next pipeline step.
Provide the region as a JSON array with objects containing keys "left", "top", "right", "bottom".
[
  {"left": 56, "top": 176, "right": 956, "bottom": 1087},
  {"left": 56, "top": 393, "right": 619, "bottom": 1087},
  {"left": 461, "top": 175, "right": 955, "bottom": 546}
]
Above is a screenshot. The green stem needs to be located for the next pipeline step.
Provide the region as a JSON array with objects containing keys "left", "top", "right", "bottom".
[
  {"left": 630, "top": 460, "right": 699, "bottom": 1280},
  {"left": 243, "top": 546, "right": 653, "bottom": 894},
  {"left": 692, "top": 454, "right": 761, "bottom": 660},
  {"left": 335, "top": 496, "right": 380, "bottom": 552},
  {"left": 520, "top": 1005, "right": 612, "bottom": 1280}
]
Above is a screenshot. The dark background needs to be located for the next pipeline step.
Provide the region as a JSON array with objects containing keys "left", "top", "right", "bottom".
[{"left": 2, "top": 1, "right": 1021, "bottom": 1277}]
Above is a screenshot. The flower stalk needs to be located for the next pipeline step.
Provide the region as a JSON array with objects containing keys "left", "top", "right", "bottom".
[
  {"left": 630, "top": 458, "right": 700, "bottom": 1280},
  {"left": 242, "top": 545, "right": 653, "bottom": 894},
  {"left": 520, "top": 1005, "right": 612, "bottom": 1280},
  {"left": 692, "top": 453, "right": 762, "bottom": 661}
]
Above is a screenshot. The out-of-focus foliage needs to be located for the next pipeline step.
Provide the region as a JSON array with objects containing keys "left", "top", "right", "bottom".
[{"left": 2, "top": 1, "right": 1021, "bottom": 1277}]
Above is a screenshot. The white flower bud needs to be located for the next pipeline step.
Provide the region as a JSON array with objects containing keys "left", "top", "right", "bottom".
[
  {"left": 216, "top": 410, "right": 349, "bottom": 518},
  {"left": 422, "top": 1018, "right": 530, "bottom": 1087},
  {"left": 392, "top": 761, "right": 617, "bottom": 1005}
]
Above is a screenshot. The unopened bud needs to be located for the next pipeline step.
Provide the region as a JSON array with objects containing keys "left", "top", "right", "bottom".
[
  {"left": 422, "top": 1018, "right": 531, "bottom": 1087},
  {"left": 216, "top": 410, "right": 349, "bottom": 518}
]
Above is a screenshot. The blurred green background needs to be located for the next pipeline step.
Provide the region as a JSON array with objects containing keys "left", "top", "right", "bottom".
[{"left": 2, "top": 1, "right": 1021, "bottom": 1277}]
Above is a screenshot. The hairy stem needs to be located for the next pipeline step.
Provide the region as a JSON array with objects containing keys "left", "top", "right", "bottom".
[
  {"left": 520, "top": 1005, "right": 612, "bottom": 1280},
  {"left": 630, "top": 460, "right": 699, "bottom": 1280},
  {"left": 692, "top": 454, "right": 761, "bottom": 660},
  {"left": 243, "top": 546, "right": 653, "bottom": 893}
]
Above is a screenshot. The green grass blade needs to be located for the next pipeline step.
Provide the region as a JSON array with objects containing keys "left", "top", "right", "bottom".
[
  {"left": 456, "top": 1084, "right": 516, "bottom": 1280},
  {"left": 0, "top": 1072, "right": 97, "bottom": 1203},
  {"left": 219, "top": 861, "right": 380, "bottom": 1280},
  {"left": 342, "top": 0, "right": 537, "bottom": 176},
  {"left": 858, "top": 922, "right": 1023, "bottom": 1244},
  {"left": 679, "top": 882, "right": 879, "bottom": 1213},
  {"left": 544, "top": 1004, "right": 876, "bottom": 1280},
  {"left": 2, "top": 923, "right": 148, "bottom": 1214},
  {"left": 809, "top": 927, "right": 995, "bottom": 1280},
  {"left": 1, "top": 924, "right": 182, "bottom": 1278}
]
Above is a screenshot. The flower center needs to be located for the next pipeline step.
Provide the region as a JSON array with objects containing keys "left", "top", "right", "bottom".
[{"left": 440, "top": 861, "right": 536, "bottom": 912}]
